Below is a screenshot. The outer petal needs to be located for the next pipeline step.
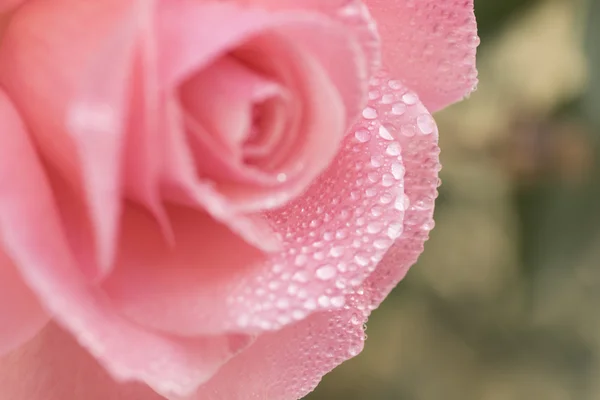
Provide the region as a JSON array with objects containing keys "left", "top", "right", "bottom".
[
  {"left": 157, "top": 0, "right": 368, "bottom": 131},
  {"left": 0, "top": 0, "right": 138, "bottom": 278},
  {"left": 186, "top": 310, "right": 365, "bottom": 400},
  {"left": 231, "top": 0, "right": 380, "bottom": 76},
  {"left": 359, "top": 72, "right": 440, "bottom": 308},
  {"left": 0, "top": 323, "right": 165, "bottom": 400},
  {"left": 101, "top": 87, "right": 412, "bottom": 336},
  {"left": 185, "top": 71, "right": 440, "bottom": 400},
  {"left": 363, "top": 0, "right": 479, "bottom": 111},
  {"left": 0, "top": 90, "right": 49, "bottom": 355},
  {"left": 99, "top": 73, "right": 440, "bottom": 339},
  {"left": 0, "top": 85, "right": 251, "bottom": 398},
  {"left": 0, "top": 0, "right": 24, "bottom": 13}
]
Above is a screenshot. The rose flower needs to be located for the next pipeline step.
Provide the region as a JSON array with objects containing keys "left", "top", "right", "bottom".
[{"left": 0, "top": 0, "right": 478, "bottom": 399}]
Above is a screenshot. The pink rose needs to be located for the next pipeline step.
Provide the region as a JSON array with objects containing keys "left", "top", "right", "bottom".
[{"left": 0, "top": 0, "right": 478, "bottom": 399}]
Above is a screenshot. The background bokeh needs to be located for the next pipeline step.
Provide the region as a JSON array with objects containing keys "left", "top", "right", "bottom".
[{"left": 306, "top": 0, "right": 600, "bottom": 398}]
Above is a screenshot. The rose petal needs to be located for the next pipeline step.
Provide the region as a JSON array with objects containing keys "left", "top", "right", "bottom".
[
  {"left": 363, "top": 0, "right": 479, "bottom": 111},
  {"left": 180, "top": 56, "right": 283, "bottom": 158},
  {"left": 0, "top": 0, "right": 139, "bottom": 278},
  {"left": 0, "top": 250, "right": 48, "bottom": 356},
  {"left": 187, "top": 310, "right": 365, "bottom": 400},
  {"left": 97, "top": 75, "right": 440, "bottom": 338},
  {"left": 186, "top": 73, "right": 441, "bottom": 400},
  {"left": 0, "top": 91, "right": 49, "bottom": 356},
  {"left": 101, "top": 204, "right": 267, "bottom": 337},
  {"left": 157, "top": 0, "right": 367, "bottom": 132},
  {"left": 233, "top": 0, "right": 381, "bottom": 77},
  {"left": 0, "top": 88, "right": 252, "bottom": 397},
  {"left": 358, "top": 72, "right": 441, "bottom": 308},
  {"left": 0, "top": 0, "right": 24, "bottom": 13},
  {"left": 0, "top": 322, "right": 164, "bottom": 400}
]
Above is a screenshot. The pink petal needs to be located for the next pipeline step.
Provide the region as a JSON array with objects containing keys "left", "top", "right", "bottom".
[
  {"left": 358, "top": 73, "right": 440, "bottom": 308},
  {"left": 232, "top": 0, "right": 381, "bottom": 77},
  {"left": 157, "top": 0, "right": 367, "bottom": 133},
  {"left": 0, "top": 250, "right": 48, "bottom": 356},
  {"left": 0, "top": 0, "right": 139, "bottom": 278},
  {"left": 99, "top": 75, "right": 438, "bottom": 338},
  {"left": 363, "top": 0, "right": 479, "bottom": 111},
  {"left": 0, "top": 85, "right": 252, "bottom": 397},
  {"left": 0, "top": 90, "right": 49, "bottom": 355},
  {"left": 0, "top": 0, "right": 25, "bottom": 13},
  {"left": 188, "top": 310, "right": 365, "bottom": 400},
  {"left": 180, "top": 56, "right": 283, "bottom": 157},
  {"left": 181, "top": 72, "right": 441, "bottom": 400},
  {"left": 0, "top": 323, "right": 165, "bottom": 400},
  {"left": 101, "top": 204, "right": 267, "bottom": 336}
]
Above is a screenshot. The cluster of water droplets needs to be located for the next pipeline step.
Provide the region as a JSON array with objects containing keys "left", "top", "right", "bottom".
[
  {"left": 375, "top": 0, "right": 479, "bottom": 108},
  {"left": 221, "top": 72, "right": 440, "bottom": 337}
]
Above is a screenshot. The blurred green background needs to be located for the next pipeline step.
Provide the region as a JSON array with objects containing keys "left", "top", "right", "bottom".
[{"left": 306, "top": 0, "right": 600, "bottom": 398}]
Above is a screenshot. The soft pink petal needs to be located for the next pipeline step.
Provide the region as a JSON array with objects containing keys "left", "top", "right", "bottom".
[
  {"left": 187, "top": 310, "right": 365, "bottom": 400},
  {"left": 157, "top": 0, "right": 366, "bottom": 131},
  {"left": 363, "top": 0, "right": 479, "bottom": 111},
  {"left": 358, "top": 72, "right": 441, "bottom": 308},
  {"left": 100, "top": 75, "right": 438, "bottom": 338},
  {"left": 0, "top": 0, "right": 138, "bottom": 278},
  {"left": 180, "top": 56, "right": 283, "bottom": 156},
  {"left": 0, "top": 250, "right": 48, "bottom": 356},
  {"left": 0, "top": 90, "right": 251, "bottom": 397},
  {"left": 186, "top": 73, "right": 441, "bottom": 399},
  {"left": 0, "top": 90, "right": 49, "bottom": 355},
  {"left": 232, "top": 0, "right": 381, "bottom": 77},
  {"left": 0, "top": 322, "right": 165, "bottom": 400},
  {"left": 101, "top": 204, "right": 267, "bottom": 336},
  {"left": 0, "top": 0, "right": 25, "bottom": 13}
]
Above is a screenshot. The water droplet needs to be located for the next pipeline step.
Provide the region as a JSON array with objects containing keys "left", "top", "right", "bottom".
[
  {"left": 368, "top": 90, "right": 381, "bottom": 100},
  {"left": 292, "top": 270, "right": 309, "bottom": 283},
  {"left": 370, "top": 205, "right": 383, "bottom": 217},
  {"left": 365, "top": 187, "right": 377, "bottom": 197},
  {"left": 316, "top": 265, "right": 337, "bottom": 280},
  {"left": 370, "top": 155, "right": 383, "bottom": 168},
  {"left": 367, "top": 221, "right": 383, "bottom": 234},
  {"left": 335, "top": 229, "right": 348, "bottom": 239},
  {"left": 303, "top": 299, "right": 317, "bottom": 310},
  {"left": 391, "top": 163, "right": 404, "bottom": 179},
  {"left": 387, "top": 222, "right": 403, "bottom": 239},
  {"left": 379, "top": 192, "right": 393, "bottom": 204},
  {"left": 386, "top": 142, "right": 401, "bottom": 156},
  {"left": 329, "top": 246, "right": 344, "bottom": 257},
  {"left": 362, "top": 107, "right": 377, "bottom": 119},
  {"left": 381, "top": 173, "right": 395, "bottom": 187},
  {"left": 354, "top": 129, "right": 371, "bottom": 143},
  {"left": 292, "top": 310, "right": 307, "bottom": 320},
  {"left": 394, "top": 193, "right": 410, "bottom": 211},
  {"left": 354, "top": 255, "right": 369, "bottom": 267},
  {"left": 402, "top": 93, "right": 418, "bottom": 105},
  {"left": 330, "top": 296, "right": 345, "bottom": 307},
  {"left": 276, "top": 173, "right": 288, "bottom": 182},
  {"left": 348, "top": 345, "right": 361, "bottom": 357},
  {"left": 417, "top": 114, "right": 435, "bottom": 134},
  {"left": 392, "top": 102, "right": 407, "bottom": 115},
  {"left": 388, "top": 79, "right": 402, "bottom": 89},
  {"left": 374, "top": 239, "right": 391, "bottom": 250},
  {"left": 378, "top": 125, "right": 393, "bottom": 140},
  {"left": 294, "top": 254, "right": 307, "bottom": 266},
  {"left": 318, "top": 295, "right": 331, "bottom": 307}
]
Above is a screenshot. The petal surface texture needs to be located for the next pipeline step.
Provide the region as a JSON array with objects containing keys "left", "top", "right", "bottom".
[
  {"left": 363, "top": 0, "right": 479, "bottom": 111},
  {"left": 0, "top": 90, "right": 49, "bottom": 356}
]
